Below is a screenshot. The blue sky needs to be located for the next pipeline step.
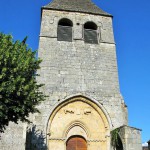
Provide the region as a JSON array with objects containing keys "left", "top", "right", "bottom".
[{"left": 0, "top": 0, "right": 150, "bottom": 143}]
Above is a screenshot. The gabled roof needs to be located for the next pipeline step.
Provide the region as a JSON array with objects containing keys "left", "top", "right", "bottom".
[{"left": 42, "top": 0, "right": 112, "bottom": 16}]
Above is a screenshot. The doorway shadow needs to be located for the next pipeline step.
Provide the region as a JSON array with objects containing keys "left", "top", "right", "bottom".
[{"left": 116, "top": 135, "right": 123, "bottom": 150}]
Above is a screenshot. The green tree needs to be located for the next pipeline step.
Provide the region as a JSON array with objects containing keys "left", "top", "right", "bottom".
[{"left": 0, "top": 33, "right": 46, "bottom": 132}]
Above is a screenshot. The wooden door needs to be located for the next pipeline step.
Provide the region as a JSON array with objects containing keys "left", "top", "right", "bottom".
[{"left": 66, "top": 136, "right": 87, "bottom": 150}]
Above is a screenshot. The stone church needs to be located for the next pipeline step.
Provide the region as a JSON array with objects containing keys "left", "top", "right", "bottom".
[{"left": 0, "top": 0, "right": 142, "bottom": 150}]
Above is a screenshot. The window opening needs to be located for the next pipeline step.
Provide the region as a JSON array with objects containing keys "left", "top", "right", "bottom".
[
  {"left": 57, "top": 18, "right": 73, "bottom": 42},
  {"left": 84, "top": 22, "right": 98, "bottom": 44}
]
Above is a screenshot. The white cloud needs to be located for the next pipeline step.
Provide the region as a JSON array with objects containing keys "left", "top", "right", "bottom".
[{"left": 142, "top": 142, "right": 148, "bottom": 146}]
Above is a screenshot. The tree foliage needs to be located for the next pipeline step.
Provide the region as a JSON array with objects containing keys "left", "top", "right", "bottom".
[{"left": 0, "top": 33, "right": 46, "bottom": 132}]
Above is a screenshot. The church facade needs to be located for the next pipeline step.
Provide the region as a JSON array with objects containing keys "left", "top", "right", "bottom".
[{"left": 0, "top": 0, "right": 142, "bottom": 150}]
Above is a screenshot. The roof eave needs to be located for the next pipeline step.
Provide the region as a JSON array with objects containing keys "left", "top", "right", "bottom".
[{"left": 41, "top": 6, "right": 113, "bottom": 17}]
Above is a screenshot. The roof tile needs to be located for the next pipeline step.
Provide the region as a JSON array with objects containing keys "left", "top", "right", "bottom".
[{"left": 43, "top": 0, "right": 111, "bottom": 16}]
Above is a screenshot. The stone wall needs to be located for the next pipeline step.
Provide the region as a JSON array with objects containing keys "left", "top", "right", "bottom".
[
  {"left": 0, "top": 122, "right": 26, "bottom": 150},
  {"left": 119, "top": 126, "right": 142, "bottom": 150},
  {"left": 37, "top": 9, "right": 128, "bottom": 129}
]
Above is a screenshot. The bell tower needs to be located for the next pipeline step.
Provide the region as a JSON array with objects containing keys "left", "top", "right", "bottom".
[
  {"left": 36, "top": 0, "right": 142, "bottom": 149},
  {"left": 0, "top": 0, "right": 142, "bottom": 150},
  {"left": 38, "top": 0, "right": 129, "bottom": 149},
  {"left": 39, "top": 0, "right": 127, "bottom": 128}
]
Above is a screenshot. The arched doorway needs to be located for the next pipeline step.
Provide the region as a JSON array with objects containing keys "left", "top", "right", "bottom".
[
  {"left": 66, "top": 136, "right": 87, "bottom": 150},
  {"left": 47, "top": 96, "right": 111, "bottom": 150}
]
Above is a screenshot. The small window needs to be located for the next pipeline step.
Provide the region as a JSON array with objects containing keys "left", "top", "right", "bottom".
[
  {"left": 84, "top": 22, "right": 98, "bottom": 44},
  {"left": 57, "top": 18, "right": 73, "bottom": 42}
]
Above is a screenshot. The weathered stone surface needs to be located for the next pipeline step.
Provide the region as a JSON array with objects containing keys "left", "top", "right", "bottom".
[
  {"left": 37, "top": 9, "right": 127, "bottom": 129},
  {"left": 0, "top": 122, "right": 26, "bottom": 150},
  {"left": 0, "top": 1, "right": 142, "bottom": 150},
  {"left": 119, "top": 126, "right": 142, "bottom": 150}
]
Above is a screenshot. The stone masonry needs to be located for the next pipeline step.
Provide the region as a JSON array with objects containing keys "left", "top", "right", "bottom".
[
  {"left": 0, "top": 0, "right": 142, "bottom": 150},
  {"left": 37, "top": 9, "right": 128, "bottom": 127}
]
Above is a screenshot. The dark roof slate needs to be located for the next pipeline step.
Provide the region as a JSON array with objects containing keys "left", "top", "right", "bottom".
[{"left": 43, "top": 0, "right": 111, "bottom": 16}]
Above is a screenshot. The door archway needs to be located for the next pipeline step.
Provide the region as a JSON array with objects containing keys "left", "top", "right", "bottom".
[
  {"left": 47, "top": 96, "right": 111, "bottom": 150},
  {"left": 66, "top": 136, "right": 87, "bottom": 150}
]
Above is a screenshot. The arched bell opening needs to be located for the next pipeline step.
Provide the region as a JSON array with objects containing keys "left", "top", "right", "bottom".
[
  {"left": 84, "top": 21, "right": 98, "bottom": 44},
  {"left": 84, "top": 22, "right": 97, "bottom": 30},
  {"left": 57, "top": 18, "right": 73, "bottom": 42},
  {"left": 58, "top": 18, "right": 73, "bottom": 27}
]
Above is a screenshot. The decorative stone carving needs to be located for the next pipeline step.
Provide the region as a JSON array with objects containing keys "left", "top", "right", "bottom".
[
  {"left": 64, "top": 107, "right": 92, "bottom": 115},
  {"left": 76, "top": 109, "right": 81, "bottom": 115},
  {"left": 64, "top": 108, "right": 74, "bottom": 114},
  {"left": 47, "top": 132, "right": 51, "bottom": 137},
  {"left": 66, "top": 125, "right": 87, "bottom": 140},
  {"left": 49, "top": 138, "right": 65, "bottom": 141},
  {"left": 87, "top": 139, "right": 106, "bottom": 142},
  {"left": 84, "top": 108, "right": 91, "bottom": 115}
]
